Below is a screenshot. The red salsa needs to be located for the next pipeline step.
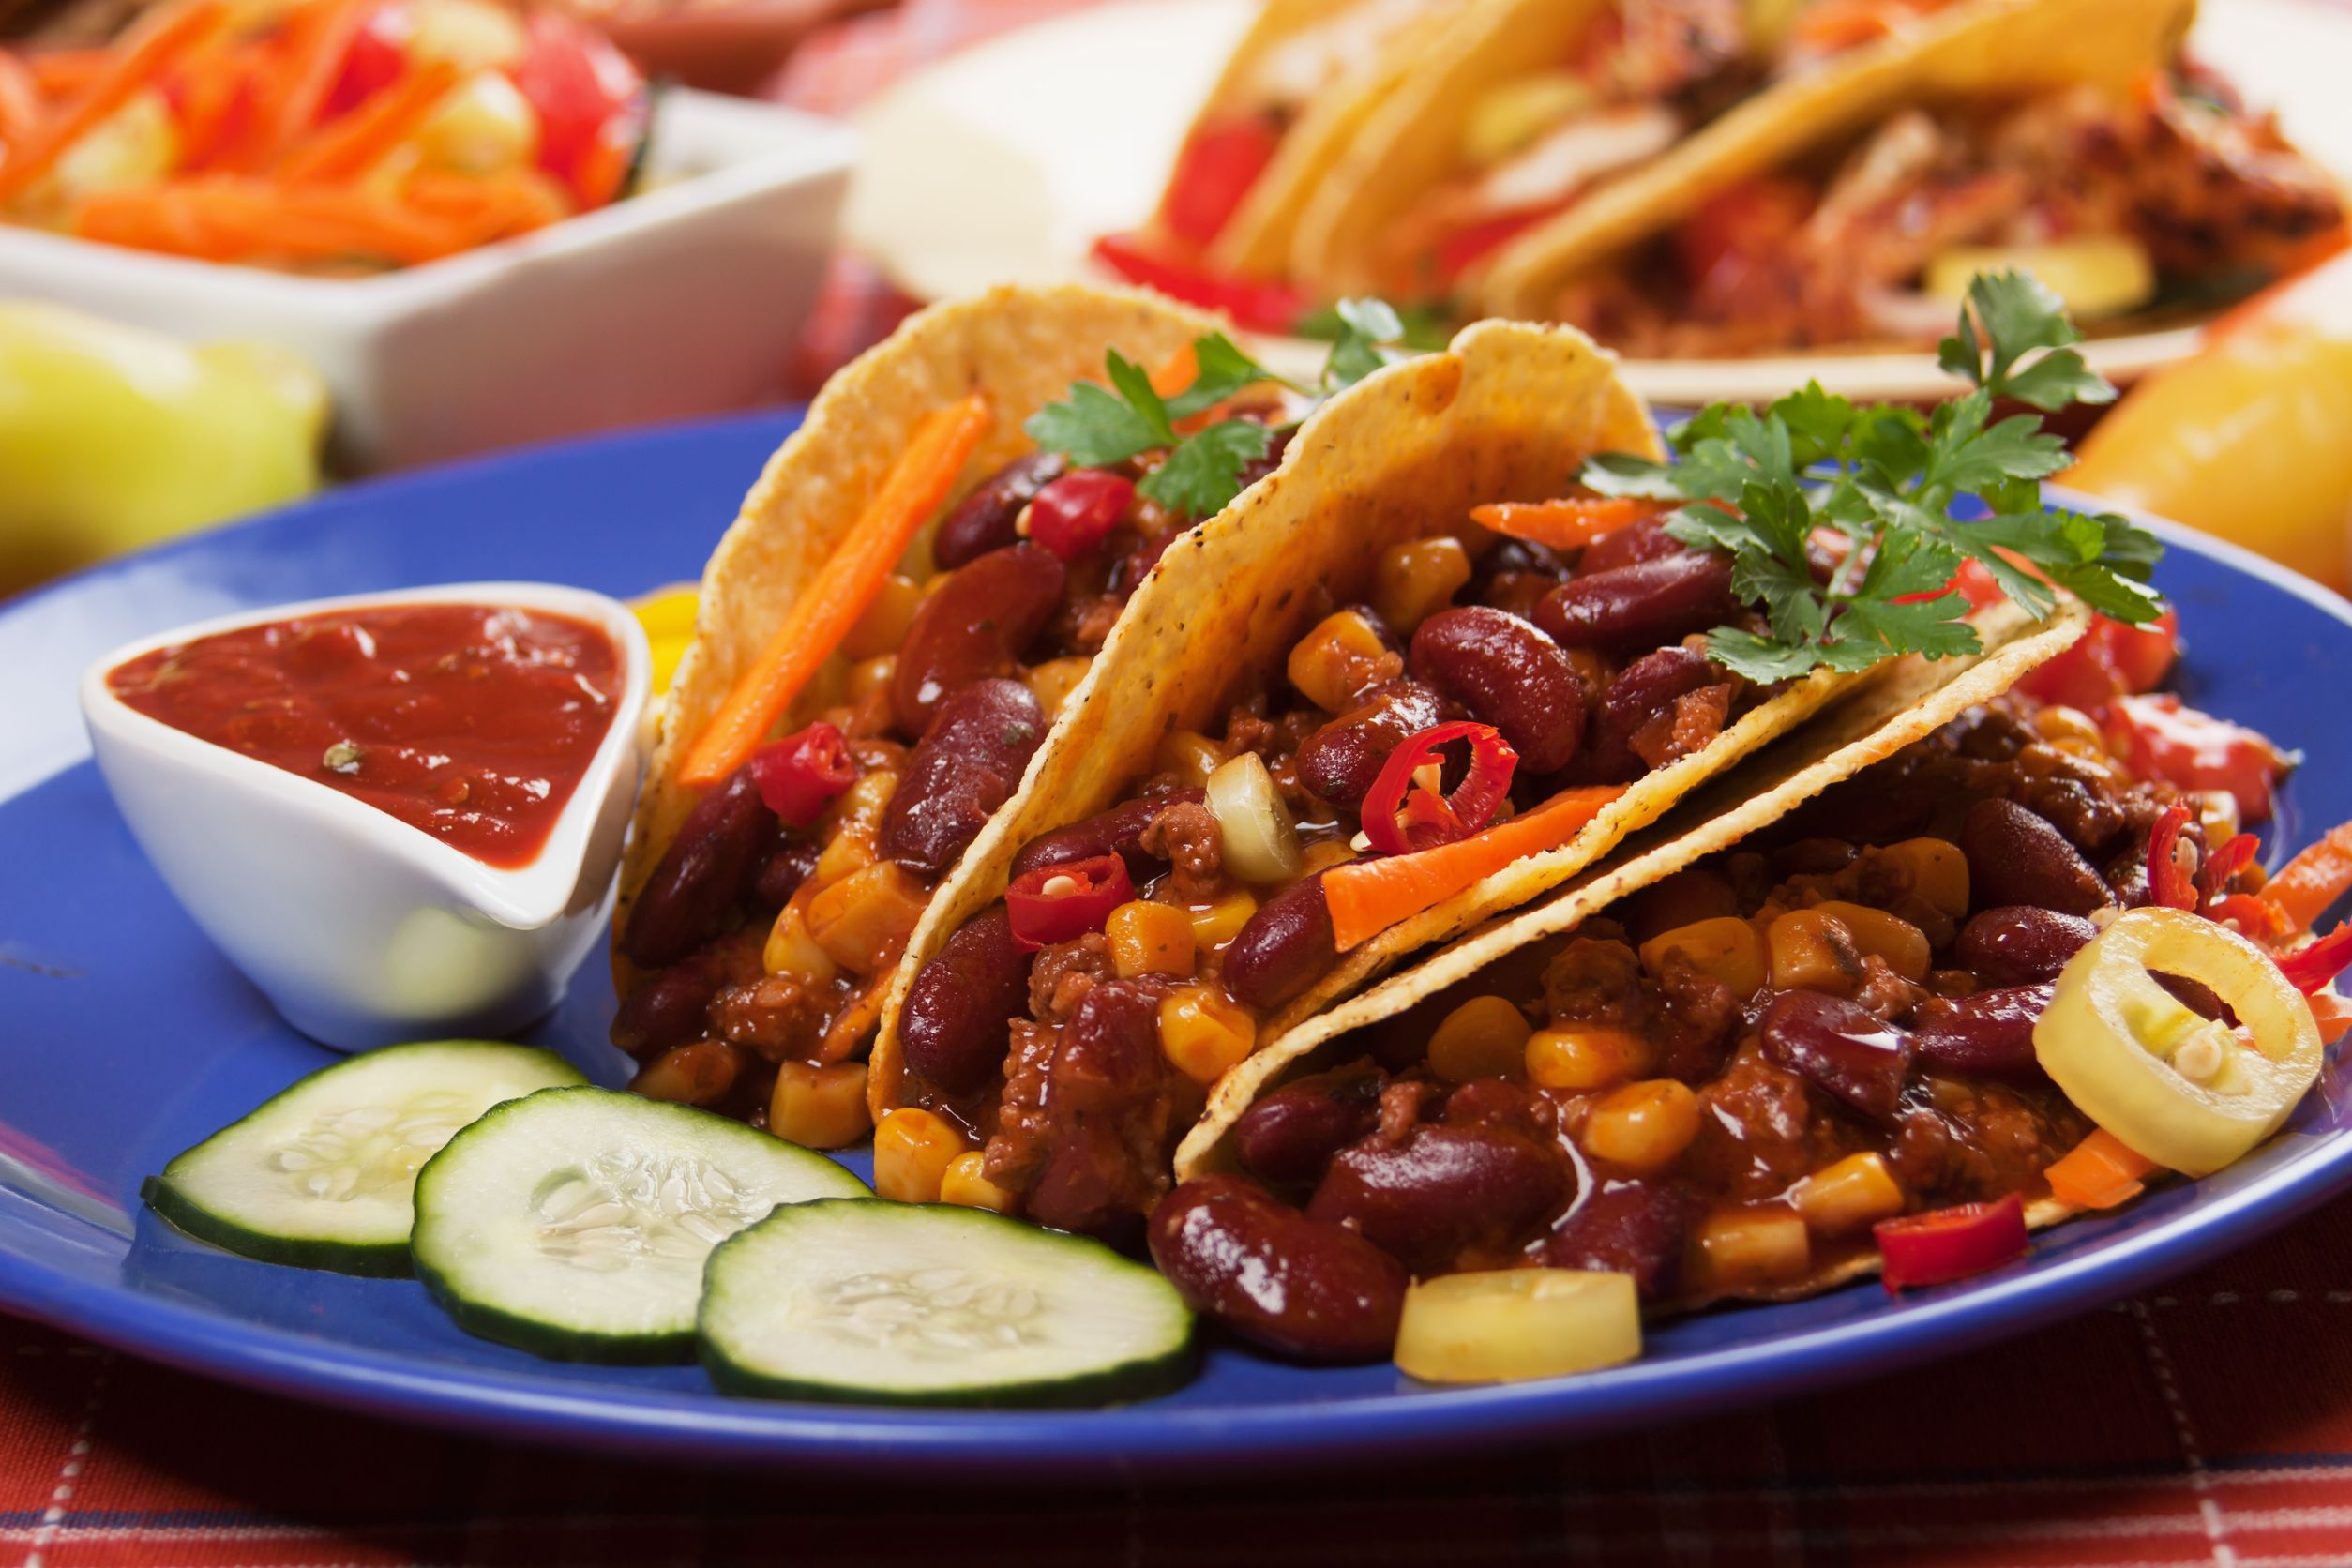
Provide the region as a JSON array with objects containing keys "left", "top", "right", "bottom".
[{"left": 109, "top": 603, "right": 621, "bottom": 869}]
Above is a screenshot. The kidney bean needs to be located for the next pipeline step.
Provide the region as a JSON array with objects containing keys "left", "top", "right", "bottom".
[
  {"left": 1294, "top": 680, "right": 1450, "bottom": 811},
  {"left": 1954, "top": 906, "right": 2096, "bottom": 985},
  {"left": 1305, "top": 1123, "right": 1567, "bottom": 1276},
  {"left": 1409, "top": 606, "right": 1587, "bottom": 774},
  {"left": 1541, "top": 1178, "right": 1699, "bottom": 1301},
  {"left": 1577, "top": 514, "right": 1684, "bottom": 576},
  {"left": 1962, "top": 798, "right": 2116, "bottom": 917},
  {"left": 1580, "top": 645, "right": 1718, "bottom": 781},
  {"left": 610, "top": 964, "right": 722, "bottom": 1059},
  {"left": 1234, "top": 422, "right": 1296, "bottom": 491},
  {"left": 1232, "top": 1063, "right": 1387, "bottom": 1186},
  {"left": 621, "top": 770, "right": 774, "bottom": 968},
  {"left": 2019, "top": 774, "right": 2126, "bottom": 853},
  {"left": 1025, "top": 976, "right": 1181, "bottom": 1236},
  {"left": 2105, "top": 835, "right": 2155, "bottom": 908},
  {"left": 1150, "top": 1176, "right": 1409, "bottom": 1363},
  {"left": 876, "top": 678, "right": 1047, "bottom": 877},
  {"left": 1110, "top": 529, "right": 1180, "bottom": 596},
  {"left": 1222, "top": 872, "right": 1337, "bottom": 1013},
  {"left": 1440, "top": 1077, "right": 1553, "bottom": 1141},
  {"left": 1911, "top": 983, "right": 2055, "bottom": 1078},
  {"left": 892, "top": 543, "right": 1066, "bottom": 735},
  {"left": 1009, "top": 788, "right": 1207, "bottom": 882},
  {"left": 751, "top": 838, "right": 821, "bottom": 910},
  {"left": 1760, "top": 990, "right": 1915, "bottom": 1121},
  {"left": 932, "top": 452, "right": 1065, "bottom": 569},
  {"left": 1536, "top": 550, "right": 1736, "bottom": 653},
  {"left": 2155, "top": 972, "right": 2239, "bottom": 1025},
  {"left": 897, "top": 908, "right": 1032, "bottom": 1096}
]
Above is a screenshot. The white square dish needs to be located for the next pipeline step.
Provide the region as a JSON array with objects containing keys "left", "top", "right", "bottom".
[{"left": 0, "top": 89, "right": 854, "bottom": 473}]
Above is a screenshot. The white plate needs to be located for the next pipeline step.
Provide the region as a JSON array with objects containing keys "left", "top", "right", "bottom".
[{"left": 845, "top": 0, "right": 2352, "bottom": 403}]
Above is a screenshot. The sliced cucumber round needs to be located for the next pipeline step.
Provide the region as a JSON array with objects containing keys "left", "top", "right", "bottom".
[
  {"left": 411, "top": 1086, "right": 868, "bottom": 1364},
  {"left": 142, "top": 1040, "right": 585, "bottom": 1277},
  {"left": 700, "top": 1199, "right": 1197, "bottom": 1407}
]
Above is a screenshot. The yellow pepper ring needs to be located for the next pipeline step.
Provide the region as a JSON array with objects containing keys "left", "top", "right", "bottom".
[{"left": 2035, "top": 907, "right": 2322, "bottom": 1178}]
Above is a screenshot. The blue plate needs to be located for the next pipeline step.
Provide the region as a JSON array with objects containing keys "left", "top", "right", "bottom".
[{"left": 5, "top": 412, "right": 2349, "bottom": 1478}]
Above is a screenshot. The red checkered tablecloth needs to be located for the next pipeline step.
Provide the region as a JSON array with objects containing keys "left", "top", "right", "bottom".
[{"left": 13, "top": 4, "right": 2352, "bottom": 1563}]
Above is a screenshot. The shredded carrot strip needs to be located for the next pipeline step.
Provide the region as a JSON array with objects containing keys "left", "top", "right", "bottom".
[
  {"left": 1470, "top": 496, "right": 1668, "bottom": 551},
  {"left": 1787, "top": 0, "right": 1912, "bottom": 53},
  {"left": 243, "top": 0, "right": 367, "bottom": 170},
  {"left": 0, "top": 53, "right": 40, "bottom": 145},
  {"left": 1323, "top": 785, "right": 1627, "bottom": 953},
  {"left": 2308, "top": 989, "right": 2352, "bottom": 1048},
  {"left": 0, "top": 0, "right": 229, "bottom": 205},
  {"left": 25, "top": 49, "right": 107, "bottom": 98},
  {"left": 173, "top": 42, "right": 264, "bottom": 172},
  {"left": 77, "top": 177, "right": 467, "bottom": 264},
  {"left": 276, "top": 56, "right": 458, "bottom": 183},
  {"left": 679, "top": 393, "right": 994, "bottom": 788},
  {"left": 401, "top": 168, "right": 569, "bottom": 246},
  {"left": 573, "top": 127, "right": 631, "bottom": 210},
  {"left": 2265, "top": 820, "right": 2352, "bottom": 934},
  {"left": 2043, "top": 1128, "right": 2160, "bottom": 1211},
  {"left": 1149, "top": 342, "right": 1197, "bottom": 399}
]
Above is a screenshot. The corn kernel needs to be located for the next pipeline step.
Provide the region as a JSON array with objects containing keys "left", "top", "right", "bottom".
[
  {"left": 940, "top": 1151, "right": 1018, "bottom": 1213},
  {"left": 806, "top": 861, "right": 927, "bottom": 974},
  {"left": 1371, "top": 537, "right": 1473, "bottom": 632},
  {"left": 2195, "top": 789, "right": 2241, "bottom": 845},
  {"left": 1766, "top": 908, "right": 1859, "bottom": 994},
  {"left": 763, "top": 898, "right": 840, "bottom": 985},
  {"left": 1811, "top": 900, "right": 1931, "bottom": 981},
  {"left": 1108, "top": 900, "right": 1199, "bottom": 978},
  {"left": 1185, "top": 889, "right": 1259, "bottom": 951},
  {"left": 873, "top": 1108, "right": 964, "bottom": 1202},
  {"left": 1156, "top": 730, "right": 1223, "bottom": 788},
  {"left": 769, "top": 1061, "right": 870, "bottom": 1150},
  {"left": 1693, "top": 1206, "right": 1811, "bottom": 1289},
  {"left": 1792, "top": 1153, "right": 1906, "bottom": 1236},
  {"left": 1580, "top": 1079, "right": 1700, "bottom": 1172},
  {"left": 1287, "top": 609, "right": 1395, "bottom": 713},
  {"left": 1025, "top": 656, "right": 1093, "bottom": 722},
  {"left": 1526, "top": 1026, "right": 1651, "bottom": 1091},
  {"left": 1159, "top": 985, "right": 1258, "bottom": 1083},
  {"left": 1884, "top": 838, "right": 1970, "bottom": 920},
  {"left": 843, "top": 573, "right": 924, "bottom": 660},
  {"left": 2034, "top": 703, "right": 2105, "bottom": 748},
  {"left": 846, "top": 654, "right": 896, "bottom": 701},
  {"left": 811, "top": 829, "right": 876, "bottom": 889},
  {"left": 1428, "top": 995, "right": 1533, "bottom": 1082},
  {"left": 812, "top": 770, "right": 897, "bottom": 886},
  {"left": 1299, "top": 838, "right": 1359, "bottom": 875},
  {"left": 627, "top": 1041, "right": 737, "bottom": 1106},
  {"left": 1638, "top": 916, "right": 1766, "bottom": 999}
]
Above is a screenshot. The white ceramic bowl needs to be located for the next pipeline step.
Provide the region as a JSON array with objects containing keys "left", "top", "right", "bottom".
[
  {"left": 80, "top": 582, "right": 651, "bottom": 1050},
  {"left": 0, "top": 90, "right": 854, "bottom": 474}
]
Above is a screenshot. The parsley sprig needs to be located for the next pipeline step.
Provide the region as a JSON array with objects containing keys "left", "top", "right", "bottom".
[
  {"left": 1023, "top": 298, "right": 1408, "bottom": 521},
  {"left": 1582, "top": 271, "right": 2163, "bottom": 684}
]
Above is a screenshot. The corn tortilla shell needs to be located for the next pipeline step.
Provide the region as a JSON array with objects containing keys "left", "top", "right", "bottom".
[
  {"left": 615, "top": 284, "right": 1218, "bottom": 984},
  {"left": 1477, "top": 0, "right": 2196, "bottom": 320}
]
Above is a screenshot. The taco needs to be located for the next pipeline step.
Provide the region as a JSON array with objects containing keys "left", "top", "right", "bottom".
[
  {"left": 861, "top": 316, "right": 2066, "bottom": 1236},
  {"left": 1149, "top": 601, "right": 2351, "bottom": 1375},
  {"left": 1144, "top": 0, "right": 1464, "bottom": 281},
  {"left": 1476, "top": 0, "right": 2344, "bottom": 355},
  {"left": 612, "top": 282, "right": 1249, "bottom": 1129}
]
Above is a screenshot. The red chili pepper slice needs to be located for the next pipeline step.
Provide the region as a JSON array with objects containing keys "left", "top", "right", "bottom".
[
  {"left": 1874, "top": 1193, "right": 2028, "bottom": 1294},
  {"left": 1027, "top": 470, "right": 1136, "bottom": 563},
  {"left": 1004, "top": 852, "right": 1135, "bottom": 952},
  {"left": 2199, "top": 831, "right": 2260, "bottom": 906},
  {"left": 2148, "top": 801, "right": 2199, "bottom": 912},
  {"left": 2209, "top": 892, "right": 2293, "bottom": 945},
  {"left": 746, "top": 722, "right": 856, "bottom": 828},
  {"left": 1361, "top": 721, "right": 1518, "bottom": 856},
  {"left": 1090, "top": 232, "right": 1311, "bottom": 336},
  {"left": 2278, "top": 923, "right": 2352, "bottom": 995}
]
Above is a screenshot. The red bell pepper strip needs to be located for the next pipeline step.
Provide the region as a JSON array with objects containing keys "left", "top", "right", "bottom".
[
  {"left": 1360, "top": 722, "right": 1517, "bottom": 855},
  {"left": 746, "top": 722, "right": 856, "bottom": 828},
  {"left": 1159, "top": 115, "right": 1280, "bottom": 250},
  {"left": 1874, "top": 1193, "right": 2028, "bottom": 1294},
  {"left": 2277, "top": 924, "right": 2352, "bottom": 995},
  {"left": 1005, "top": 853, "right": 1135, "bottom": 952},
  {"left": 2199, "top": 832, "right": 2260, "bottom": 907},
  {"left": 2147, "top": 801, "right": 2199, "bottom": 912},
  {"left": 1090, "top": 232, "right": 1310, "bottom": 336}
]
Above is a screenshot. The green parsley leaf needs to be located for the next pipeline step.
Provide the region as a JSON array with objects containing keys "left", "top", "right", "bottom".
[
  {"left": 1576, "top": 272, "right": 2162, "bottom": 680},
  {"left": 1166, "top": 334, "right": 1284, "bottom": 421},
  {"left": 1323, "top": 297, "right": 1407, "bottom": 392},
  {"left": 1140, "top": 419, "right": 1274, "bottom": 519}
]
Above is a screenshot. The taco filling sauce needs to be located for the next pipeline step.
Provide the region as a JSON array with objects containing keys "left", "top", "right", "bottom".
[
  {"left": 887, "top": 499, "right": 1787, "bottom": 1233},
  {"left": 611, "top": 398, "right": 1293, "bottom": 1131},
  {"left": 1144, "top": 652, "right": 2327, "bottom": 1364}
]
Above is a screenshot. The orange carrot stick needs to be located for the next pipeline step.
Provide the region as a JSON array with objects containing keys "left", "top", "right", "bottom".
[
  {"left": 276, "top": 56, "right": 458, "bottom": 183},
  {"left": 2265, "top": 820, "right": 2352, "bottom": 934},
  {"left": 245, "top": 0, "right": 367, "bottom": 169},
  {"left": 1149, "top": 341, "right": 1197, "bottom": 399},
  {"left": 0, "top": 53, "right": 39, "bottom": 145},
  {"left": 25, "top": 49, "right": 107, "bottom": 98},
  {"left": 0, "top": 0, "right": 230, "bottom": 205},
  {"left": 1470, "top": 496, "right": 1669, "bottom": 551},
  {"left": 1323, "top": 785, "right": 1627, "bottom": 952},
  {"left": 2309, "top": 989, "right": 2352, "bottom": 1047},
  {"left": 2043, "top": 1128, "right": 2160, "bottom": 1211},
  {"left": 679, "top": 393, "right": 993, "bottom": 788}
]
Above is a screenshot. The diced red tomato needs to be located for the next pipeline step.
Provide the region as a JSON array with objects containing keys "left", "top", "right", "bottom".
[
  {"left": 2110, "top": 691, "right": 2290, "bottom": 824},
  {"left": 1161, "top": 116, "right": 1280, "bottom": 250},
  {"left": 2017, "top": 608, "right": 2179, "bottom": 712},
  {"left": 324, "top": 4, "right": 409, "bottom": 121},
  {"left": 1875, "top": 1194, "right": 2028, "bottom": 1293},
  {"left": 1090, "top": 232, "right": 1309, "bottom": 335},
  {"left": 510, "top": 10, "right": 644, "bottom": 206},
  {"left": 1436, "top": 208, "right": 1546, "bottom": 285}
]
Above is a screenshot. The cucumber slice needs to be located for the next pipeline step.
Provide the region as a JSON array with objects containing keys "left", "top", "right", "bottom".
[
  {"left": 700, "top": 1199, "right": 1197, "bottom": 1407},
  {"left": 411, "top": 1086, "right": 868, "bottom": 1364},
  {"left": 142, "top": 1040, "right": 585, "bottom": 1277}
]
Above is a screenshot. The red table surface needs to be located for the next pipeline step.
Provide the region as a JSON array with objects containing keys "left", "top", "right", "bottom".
[{"left": 15, "top": 2, "right": 2352, "bottom": 1562}]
